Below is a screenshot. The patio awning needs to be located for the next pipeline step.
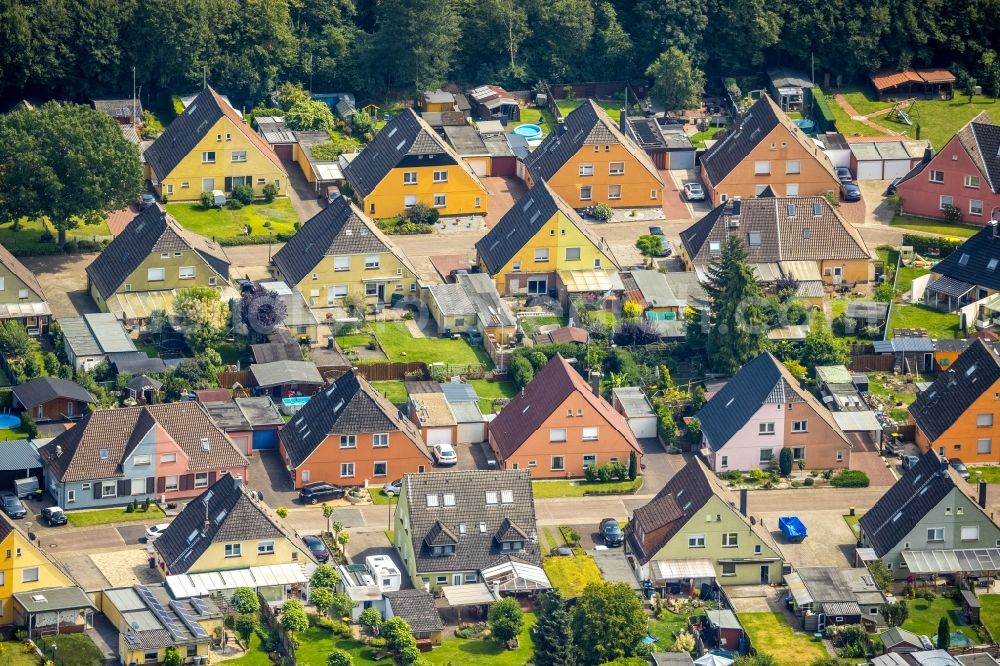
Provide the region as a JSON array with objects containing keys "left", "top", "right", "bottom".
[
  {"left": 166, "top": 563, "right": 310, "bottom": 598},
  {"left": 480, "top": 559, "right": 551, "bottom": 592},
  {"left": 982, "top": 293, "right": 1000, "bottom": 313},
  {"left": 926, "top": 276, "right": 975, "bottom": 299},
  {"left": 832, "top": 411, "right": 882, "bottom": 432},
  {"left": 13, "top": 586, "right": 95, "bottom": 613},
  {"left": 822, "top": 601, "right": 861, "bottom": 617},
  {"left": 649, "top": 559, "right": 717, "bottom": 584},
  {"left": 441, "top": 583, "right": 497, "bottom": 607},
  {"left": 784, "top": 572, "right": 813, "bottom": 607},
  {"left": 901, "top": 548, "right": 1000, "bottom": 574}
]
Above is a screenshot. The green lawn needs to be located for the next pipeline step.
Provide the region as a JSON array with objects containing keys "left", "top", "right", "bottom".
[
  {"left": 968, "top": 466, "right": 1000, "bottom": 485},
  {"left": 895, "top": 265, "right": 931, "bottom": 295},
  {"left": 0, "top": 426, "right": 29, "bottom": 441},
  {"left": 555, "top": 98, "right": 624, "bottom": 123},
  {"left": 424, "top": 613, "right": 535, "bottom": 666},
  {"left": 513, "top": 107, "right": 556, "bottom": 135},
  {"left": 648, "top": 608, "right": 707, "bottom": 648},
  {"left": 843, "top": 513, "right": 863, "bottom": 537},
  {"left": 980, "top": 595, "right": 1000, "bottom": 642},
  {"left": 335, "top": 332, "right": 374, "bottom": 352},
  {"left": 531, "top": 478, "right": 642, "bottom": 499},
  {"left": 217, "top": 341, "right": 252, "bottom": 366},
  {"left": 218, "top": 632, "right": 271, "bottom": 666},
  {"left": 38, "top": 634, "right": 104, "bottom": 666},
  {"left": 839, "top": 88, "right": 896, "bottom": 116},
  {"left": 371, "top": 380, "right": 408, "bottom": 404},
  {"left": 888, "top": 304, "right": 960, "bottom": 339},
  {"left": 518, "top": 315, "right": 566, "bottom": 337},
  {"left": 903, "top": 595, "right": 978, "bottom": 642},
  {"left": 890, "top": 215, "right": 980, "bottom": 239},
  {"left": 467, "top": 378, "right": 517, "bottom": 413},
  {"left": 0, "top": 641, "right": 40, "bottom": 666},
  {"left": 66, "top": 504, "right": 165, "bottom": 527},
  {"left": 373, "top": 321, "right": 490, "bottom": 366},
  {"left": 295, "top": 626, "right": 390, "bottom": 666},
  {"left": 543, "top": 555, "right": 603, "bottom": 598},
  {"left": 866, "top": 371, "right": 933, "bottom": 422},
  {"left": 824, "top": 93, "right": 886, "bottom": 138},
  {"left": 691, "top": 125, "right": 728, "bottom": 149},
  {"left": 165, "top": 198, "right": 299, "bottom": 239},
  {"left": 0, "top": 217, "right": 112, "bottom": 256},
  {"left": 737, "top": 612, "right": 828, "bottom": 666}
]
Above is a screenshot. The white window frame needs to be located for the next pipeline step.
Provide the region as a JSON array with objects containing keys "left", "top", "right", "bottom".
[
  {"left": 979, "top": 437, "right": 992, "bottom": 454},
  {"left": 101, "top": 481, "right": 117, "bottom": 497},
  {"left": 364, "top": 255, "right": 380, "bottom": 270},
  {"left": 534, "top": 248, "right": 550, "bottom": 262},
  {"left": 609, "top": 162, "right": 624, "bottom": 175},
  {"left": 202, "top": 151, "right": 216, "bottom": 164},
  {"left": 231, "top": 150, "right": 247, "bottom": 163},
  {"left": 579, "top": 164, "right": 594, "bottom": 177},
  {"left": 373, "top": 433, "right": 389, "bottom": 448},
  {"left": 978, "top": 413, "right": 993, "bottom": 427},
  {"left": 940, "top": 195, "right": 954, "bottom": 210},
  {"left": 930, "top": 170, "right": 945, "bottom": 183},
  {"left": 688, "top": 535, "right": 706, "bottom": 548},
  {"left": 580, "top": 185, "right": 592, "bottom": 201},
  {"left": 165, "top": 476, "right": 179, "bottom": 492},
  {"left": 224, "top": 543, "right": 242, "bottom": 558},
  {"left": 403, "top": 172, "right": 417, "bottom": 185},
  {"left": 791, "top": 420, "right": 808, "bottom": 433},
  {"left": 785, "top": 160, "right": 801, "bottom": 175},
  {"left": 404, "top": 195, "right": 417, "bottom": 208},
  {"left": 927, "top": 527, "right": 945, "bottom": 542},
  {"left": 971, "top": 199, "right": 984, "bottom": 216},
  {"left": 550, "top": 456, "right": 565, "bottom": 471},
  {"left": 21, "top": 567, "right": 39, "bottom": 583},
  {"left": 66, "top": 490, "right": 75, "bottom": 504},
  {"left": 754, "top": 161, "right": 771, "bottom": 175},
  {"left": 608, "top": 184, "right": 622, "bottom": 200},
  {"left": 432, "top": 170, "right": 448, "bottom": 183},
  {"left": 340, "top": 462, "right": 355, "bottom": 478},
  {"left": 759, "top": 422, "right": 775, "bottom": 435},
  {"left": 194, "top": 472, "right": 208, "bottom": 488},
  {"left": 722, "top": 532, "right": 739, "bottom": 548},
  {"left": 549, "top": 428, "right": 567, "bottom": 442},
  {"left": 333, "top": 256, "right": 350, "bottom": 272},
  {"left": 179, "top": 266, "right": 196, "bottom": 280},
  {"left": 147, "top": 267, "right": 165, "bottom": 282},
  {"left": 965, "top": 175, "right": 981, "bottom": 188},
  {"left": 258, "top": 540, "right": 275, "bottom": 554},
  {"left": 961, "top": 526, "right": 980, "bottom": 541},
  {"left": 565, "top": 247, "right": 581, "bottom": 261},
  {"left": 582, "top": 427, "right": 599, "bottom": 441},
  {"left": 373, "top": 461, "right": 388, "bottom": 477},
  {"left": 340, "top": 435, "right": 357, "bottom": 449},
  {"left": 433, "top": 194, "right": 446, "bottom": 208}
]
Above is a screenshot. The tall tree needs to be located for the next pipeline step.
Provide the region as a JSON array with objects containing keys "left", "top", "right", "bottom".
[
  {"left": 627, "top": 0, "right": 707, "bottom": 69},
  {"left": 456, "top": 0, "right": 529, "bottom": 84},
  {"left": 524, "top": 0, "right": 594, "bottom": 80},
  {"left": 706, "top": 0, "right": 781, "bottom": 74},
  {"left": 374, "top": 0, "right": 459, "bottom": 95},
  {"left": 646, "top": 47, "right": 705, "bottom": 112},
  {"left": 128, "top": 0, "right": 212, "bottom": 96},
  {"left": 487, "top": 597, "right": 523, "bottom": 644},
  {"left": 533, "top": 590, "right": 574, "bottom": 666},
  {"left": 0, "top": 0, "right": 32, "bottom": 95},
  {"left": 799, "top": 315, "right": 848, "bottom": 369},
  {"left": 586, "top": 2, "right": 633, "bottom": 79},
  {"left": 570, "top": 582, "right": 646, "bottom": 666},
  {"left": 0, "top": 102, "right": 143, "bottom": 246},
  {"left": 703, "top": 236, "right": 770, "bottom": 374},
  {"left": 287, "top": 0, "right": 359, "bottom": 91}
]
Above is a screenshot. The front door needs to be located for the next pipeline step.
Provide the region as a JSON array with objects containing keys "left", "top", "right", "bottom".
[
  {"left": 452, "top": 574, "right": 462, "bottom": 585},
  {"left": 833, "top": 267, "right": 843, "bottom": 284},
  {"left": 760, "top": 565, "right": 770, "bottom": 584},
  {"left": 377, "top": 283, "right": 386, "bottom": 303}
]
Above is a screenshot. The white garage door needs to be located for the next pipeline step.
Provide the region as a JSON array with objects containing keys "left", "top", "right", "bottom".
[
  {"left": 883, "top": 160, "right": 912, "bottom": 179},
  {"left": 855, "top": 160, "right": 883, "bottom": 181},
  {"left": 458, "top": 422, "right": 486, "bottom": 444},
  {"left": 628, "top": 416, "right": 658, "bottom": 439},
  {"left": 467, "top": 160, "right": 488, "bottom": 176},
  {"left": 426, "top": 428, "right": 454, "bottom": 447}
]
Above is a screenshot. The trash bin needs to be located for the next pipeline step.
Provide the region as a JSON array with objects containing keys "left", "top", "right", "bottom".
[{"left": 327, "top": 335, "right": 334, "bottom": 349}]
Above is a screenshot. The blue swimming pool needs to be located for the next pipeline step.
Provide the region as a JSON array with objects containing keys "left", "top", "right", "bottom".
[
  {"left": 513, "top": 124, "right": 542, "bottom": 141},
  {"left": 281, "top": 396, "right": 311, "bottom": 415},
  {"left": 794, "top": 118, "right": 816, "bottom": 133},
  {"left": 0, "top": 414, "right": 21, "bottom": 429}
]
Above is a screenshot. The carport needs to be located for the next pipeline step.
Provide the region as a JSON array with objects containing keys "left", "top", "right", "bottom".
[
  {"left": 0, "top": 438, "right": 43, "bottom": 493},
  {"left": 440, "top": 583, "right": 497, "bottom": 622},
  {"left": 649, "top": 559, "right": 717, "bottom": 595},
  {"left": 166, "top": 563, "right": 310, "bottom": 604},
  {"left": 14, "top": 586, "right": 95, "bottom": 637}
]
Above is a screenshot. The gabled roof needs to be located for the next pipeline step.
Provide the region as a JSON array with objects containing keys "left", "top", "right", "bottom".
[
  {"left": 680, "top": 195, "right": 872, "bottom": 266},
  {"left": 700, "top": 95, "right": 837, "bottom": 187},
  {"left": 0, "top": 243, "right": 45, "bottom": 302},
  {"left": 525, "top": 100, "right": 661, "bottom": 185},
  {"left": 488, "top": 354, "right": 639, "bottom": 460},
  {"left": 272, "top": 197, "right": 417, "bottom": 286},
  {"left": 39, "top": 402, "right": 248, "bottom": 483},
  {"left": 696, "top": 352, "right": 849, "bottom": 451},
  {"left": 400, "top": 469, "right": 541, "bottom": 573},
  {"left": 144, "top": 87, "right": 284, "bottom": 181},
  {"left": 12, "top": 377, "right": 96, "bottom": 410},
  {"left": 859, "top": 451, "right": 971, "bottom": 556},
  {"left": 955, "top": 112, "right": 1000, "bottom": 192},
  {"left": 342, "top": 109, "right": 484, "bottom": 198},
  {"left": 383, "top": 589, "right": 443, "bottom": 635},
  {"left": 475, "top": 181, "right": 616, "bottom": 274},
  {"left": 279, "top": 371, "right": 429, "bottom": 467},
  {"left": 153, "top": 475, "right": 292, "bottom": 574},
  {"left": 932, "top": 225, "right": 1000, "bottom": 292},
  {"left": 85, "top": 206, "right": 231, "bottom": 299},
  {"left": 910, "top": 339, "right": 1000, "bottom": 442},
  {"left": 626, "top": 458, "right": 781, "bottom": 564}
]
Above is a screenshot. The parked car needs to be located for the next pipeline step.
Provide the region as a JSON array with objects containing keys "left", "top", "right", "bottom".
[
  {"left": 432, "top": 443, "right": 458, "bottom": 466},
  {"left": 302, "top": 534, "right": 330, "bottom": 562},
  {"left": 600, "top": 518, "right": 623, "bottom": 547},
  {"left": 139, "top": 192, "right": 156, "bottom": 210},
  {"left": 902, "top": 455, "right": 920, "bottom": 470},
  {"left": 836, "top": 166, "right": 853, "bottom": 184},
  {"left": 41, "top": 506, "right": 67, "bottom": 526},
  {"left": 382, "top": 479, "right": 403, "bottom": 497},
  {"left": 145, "top": 523, "right": 171, "bottom": 542},
  {"left": 950, "top": 458, "right": 970, "bottom": 480},
  {"left": 647, "top": 226, "right": 672, "bottom": 257},
  {"left": 299, "top": 482, "right": 346, "bottom": 504},
  {"left": 840, "top": 182, "right": 862, "bottom": 202},
  {"left": 684, "top": 183, "right": 705, "bottom": 201},
  {"left": 0, "top": 493, "right": 25, "bottom": 519}
]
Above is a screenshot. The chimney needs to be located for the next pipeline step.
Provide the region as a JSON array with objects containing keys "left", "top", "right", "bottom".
[
  {"left": 922, "top": 147, "right": 933, "bottom": 164},
  {"left": 557, "top": 117, "right": 566, "bottom": 134},
  {"left": 991, "top": 219, "right": 998, "bottom": 239},
  {"left": 590, "top": 371, "right": 602, "bottom": 397},
  {"left": 739, "top": 489, "right": 748, "bottom": 517},
  {"left": 55, "top": 445, "right": 62, "bottom": 458},
  {"left": 980, "top": 480, "right": 988, "bottom": 509}
]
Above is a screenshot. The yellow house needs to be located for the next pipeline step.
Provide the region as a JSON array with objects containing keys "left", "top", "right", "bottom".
[
  {"left": 475, "top": 181, "right": 618, "bottom": 295},
  {"left": 0, "top": 243, "right": 50, "bottom": 336},
  {"left": 153, "top": 475, "right": 309, "bottom": 576},
  {"left": 343, "top": 109, "right": 488, "bottom": 219},
  {"left": 523, "top": 100, "right": 664, "bottom": 209},
  {"left": 144, "top": 87, "right": 287, "bottom": 201},
  {"left": 0, "top": 515, "right": 77, "bottom": 626},
  {"left": 271, "top": 197, "right": 420, "bottom": 308}
]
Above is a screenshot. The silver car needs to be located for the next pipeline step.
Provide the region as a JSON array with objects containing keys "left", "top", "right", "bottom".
[
  {"left": 684, "top": 183, "right": 705, "bottom": 201},
  {"left": 432, "top": 443, "right": 458, "bottom": 466}
]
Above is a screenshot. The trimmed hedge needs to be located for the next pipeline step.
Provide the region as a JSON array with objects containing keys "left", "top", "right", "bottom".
[
  {"left": 901, "top": 233, "right": 962, "bottom": 258},
  {"left": 812, "top": 88, "right": 836, "bottom": 132},
  {"left": 830, "top": 470, "right": 870, "bottom": 488},
  {"left": 216, "top": 233, "right": 293, "bottom": 246}
]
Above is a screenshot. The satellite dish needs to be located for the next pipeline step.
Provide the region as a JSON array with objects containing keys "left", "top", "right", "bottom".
[{"left": 131, "top": 622, "right": 140, "bottom": 631}]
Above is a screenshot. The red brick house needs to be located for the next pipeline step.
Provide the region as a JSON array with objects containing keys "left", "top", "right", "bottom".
[{"left": 895, "top": 112, "right": 1000, "bottom": 223}]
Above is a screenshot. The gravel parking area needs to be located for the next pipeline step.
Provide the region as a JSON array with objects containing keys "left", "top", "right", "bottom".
[
  {"left": 758, "top": 509, "right": 857, "bottom": 568},
  {"left": 90, "top": 549, "right": 162, "bottom": 587}
]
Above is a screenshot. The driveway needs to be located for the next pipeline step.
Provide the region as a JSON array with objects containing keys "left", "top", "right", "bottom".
[
  {"left": 21, "top": 253, "right": 100, "bottom": 318},
  {"left": 858, "top": 179, "right": 896, "bottom": 226},
  {"left": 758, "top": 509, "right": 858, "bottom": 568},
  {"left": 636, "top": 439, "right": 681, "bottom": 495},
  {"left": 483, "top": 175, "right": 526, "bottom": 227},
  {"left": 280, "top": 158, "right": 322, "bottom": 222},
  {"left": 661, "top": 169, "right": 697, "bottom": 222},
  {"left": 248, "top": 449, "right": 298, "bottom": 508},
  {"left": 851, "top": 451, "right": 897, "bottom": 487}
]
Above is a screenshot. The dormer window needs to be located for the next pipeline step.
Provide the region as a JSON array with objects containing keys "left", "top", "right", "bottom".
[
  {"left": 500, "top": 540, "right": 523, "bottom": 552},
  {"left": 431, "top": 545, "right": 454, "bottom": 556}
]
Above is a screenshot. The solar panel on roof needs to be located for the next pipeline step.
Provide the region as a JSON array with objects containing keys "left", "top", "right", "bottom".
[
  {"left": 189, "top": 597, "right": 210, "bottom": 615},
  {"left": 136, "top": 585, "right": 187, "bottom": 642},
  {"left": 169, "top": 599, "right": 210, "bottom": 639}
]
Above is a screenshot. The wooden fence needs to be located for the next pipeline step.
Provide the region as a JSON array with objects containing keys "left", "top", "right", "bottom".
[
  {"left": 217, "top": 369, "right": 251, "bottom": 389},
  {"left": 847, "top": 354, "right": 895, "bottom": 373},
  {"left": 353, "top": 361, "right": 428, "bottom": 382}
]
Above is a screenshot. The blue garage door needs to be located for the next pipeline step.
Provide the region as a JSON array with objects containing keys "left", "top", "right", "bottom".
[{"left": 253, "top": 429, "right": 278, "bottom": 450}]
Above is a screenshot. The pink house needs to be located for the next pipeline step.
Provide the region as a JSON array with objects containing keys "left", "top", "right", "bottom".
[{"left": 895, "top": 112, "right": 1000, "bottom": 223}]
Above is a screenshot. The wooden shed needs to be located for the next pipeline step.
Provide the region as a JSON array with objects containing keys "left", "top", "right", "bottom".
[{"left": 962, "top": 589, "right": 981, "bottom": 625}]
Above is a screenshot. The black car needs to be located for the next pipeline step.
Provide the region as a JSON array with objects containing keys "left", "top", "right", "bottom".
[
  {"left": 299, "top": 482, "right": 346, "bottom": 504},
  {"left": 302, "top": 534, "right": 330, "bottom": 562},
  {"left": 41, "top": 506, "right": 67, "bottom": 526},
  {"left": 600, "top": 518, "right": 623, "bottom": 547},
  {"left": 835, "top": 166, "right": 853, "bottom": 184},
  {"left": 0, "top": 492, "right": 26, "bottom": 519},
  {"left": 840, "top": 182, "right": 862, "bottom": 202}
]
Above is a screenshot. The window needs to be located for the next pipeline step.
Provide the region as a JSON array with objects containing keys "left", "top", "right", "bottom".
[
  {"left": 754, "top": 161, "right": 771, "bottom": 175},
  {"left": 433, "top": 194, "right": 446, "bottom": 208},
  {"left": 940, "top": 195, "right": 954, "bottom": 209},
  {"left": 194, "top": 473, "right": 208, "bottom": 488},
  {"left": 179, "top": 266, "right": 195, "bottom": 279},
  {"left": 131, "top": 478, "right": 146, "bottom": 495},
  {"left": 550, "top": 428, "right": 567, "bottom": 442},
  {"left": 147, "top": 267, "right": 165, "bottom": 282},
  {"left": 102, "top": 481, "right": 117, "bottom": 497},
  {"left": 202, "top": 178, "right": 215, "bottom": 192},
  {"left": 551, "top": 456, "right": 565, "bottom": 471},
  {"left": 465, "top": 573, "right": 477, "bottom": 583},
  {"left": 224, "top": 544, "right": 242, "bottom": 557},
  {"left": 565, "top": 247, "right": 581, "bottom": 261},
  {"left": 722, "top": 533, "right": 738, "bottom": 547},
  {"left": 341, "top": 463, "right": 355, "bottom": 478},
  {"left": 755, "top": 184, "right": 770, "bottom": 196},
  {"left": 836, "top": 450, "right": 844, "bottom": 462},
  {"left": 709, "top": 241, "right": 721, "bottom": 255},
  {"left": 373, "top": 461, "right": 387, "bottom": 477},
  {"left": 582, "top": 427, "right": 599, "bottom": 441},
  {"left": 791, "top": 420, "right": 808, "bottom": 432},
  {"left": 688, "top": 535, "right": 705, "bottom": 548},
  {"left": 364, "top": 255, "right": 380, "bottom": 269},
  {"left": 433, "top": 170, "right": 448, "bottom": 183},
  {"left": 971, "top": 199, "right": 984, "bottom": 216},
  {"left": 930, "top": 170, "right": 944, "bottom": 183},
  {"left": 403, "top": 172, "right": 417, "bottom": 185},
  {"left": 792, "top": 447, "right": 805, "bottom": 460},
  {"left": 965, "top": 175, "right": 980, "bottom": 188},
  {"left": 927, "top": 527, "right": 945, "bottom": 542},
  {"left": 720, "top": 456, "right": 728, "bottom": 467},
  {"left": 580, "top": 186, "right": 592, "bottom": 200},
  {"left": 133, "top": 455, "right": 151, "bottom": 466},
  {"left": 258, "top": 540, "right": 275, "bottom": 554},
  {"left": 340, "top": 435, "right": 357, "bottom": 448},
  {"left": 583, "top": 454, "right": 597, "bottom": 468},
  {"left": 754, "top": 544, "right": 762, "bottom": 554},
  {"left": 535, "top": 248, "right": 550, "bottom": 262},
  {"left": 721, "top": 563, "right": 737, "bottom": 577},
  {"left": 512, "top": 262, "right": 521, "bottom": 272},
  {"left": 785, "top": 183, "right": 799, "bottom": 197},
  {"left": 760, "top": 449, "right": 773, "bottom": 463},
  {"left": 979, "top": 438, "right": 992, "bottom": 454},
  {"left": 978, "top": 414, "right": 994, "bottom": 427},
  {"left": 608, "top": 184, "right": 622, "bottom": 200},
  {"left": 202, "top": 151, "right": 216, "bottom": 164},
  {"left": 231, "top": 150, "right": 247, "bottom": 162},
  {"left": 404, "top": 195, "right": 417, "bottom": 208},
  {"left": 67, "top": 490, "right": 75, "bottom": 504},
  {"left": 374, "top": 433, "right": 389, "bottom": 447},
  {"left": 334, "top": 256, "right": 350, "bottom": 272},
  {"left": 961, "top": 525, "right": 980, "bottom": 541},
  {"left": 257, "top": 178, "right": 265, "bottom": 185},
  {"left": 475, "top": 197, "right": 481, "bottom": 208},
  {"left": 527, "top": 278, "right": 547, "bottom": 294},
  {"left": 579, "top": 164, "right": 594, "bottom": 176},
  {"left": 165, "top": 476, "right": 178, "bottom": 491},
  {"left": 166, "top": 184, "right": 174, "bottom": 195},
  {"left": 785, "top": 161, "right": 801, "bottom": 174},
  {"left": 609, "top": 162, "right": 624, "bottom": 175},
  {"left": 759, "top": 422, "right": 775, "bottom": 435},
  {"left": 651, "top": 189, "right": 658, "bottom": 200}
]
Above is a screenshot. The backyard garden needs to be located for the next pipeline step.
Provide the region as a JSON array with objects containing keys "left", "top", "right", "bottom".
[
  {"left": 0, "top": 217, "right": 111, "bottom": 256},
  {"left": 166, "top": 198, "right": 299, "bottom": 240},
  {"left": 736, "top": 612, "right": 828, "bottom": 666}
]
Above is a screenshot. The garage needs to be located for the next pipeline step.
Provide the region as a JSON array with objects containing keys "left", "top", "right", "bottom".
[
  {"left": 425, "top": 428, "right": 455, "bottom": 447},
  {"left": 253, "top": 429, "right": 278, "bottom": 450},
  {"left": 849, "top": 139, "right": 924, "bottom": 181},
  {"left": 611, "top": 387, "right": 658, "bottom": 439},
  {"left": 466, "top": 159, "right": 488, "bottom": 176}
]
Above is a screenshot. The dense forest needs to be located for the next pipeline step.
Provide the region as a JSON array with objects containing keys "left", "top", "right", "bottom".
[{"left": 3, "top": 0, "right": 1000, "bottom": 109}]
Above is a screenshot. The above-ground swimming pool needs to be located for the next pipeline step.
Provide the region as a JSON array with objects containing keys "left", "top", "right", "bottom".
[
  {"left": 794, "top": 118, "right": 816, "bottom": 133},
  {"left": 281, "top": 396, "right": 312, "bottom": 415},
  {"left": 513, "top": 124, "right": 542, "bottom": 141},
  {"left": 0, "top": 414, "right": 21, "bottom": 429}
]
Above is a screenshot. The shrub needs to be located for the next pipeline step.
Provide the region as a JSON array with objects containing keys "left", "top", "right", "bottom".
[
  {"left": 778, "top": 448, "right": 793, "bottom": 477},
  {"left": 942, "top": 204, "right": 963, "bottom": 224},
  {"left": 231, "top": 587, "right": 261, "bottom": 614},
  {"left": 593, "top": 203, "right": 614, "bottom": 221},
  {"left": 902, "top": 233, "right": 961, "bottom": 258},
  {"left": 232, "top": 184, "right": 254, "bottom": 205},
  {"left": 200, "top": 190, "right": 216, "bottom": 209},
  {"left": 262, "top": 182, "right": 278, "bottom": 202},
  {"left": 20, "top": 412, "right": 38, "bottom": 439},
  {"left": 226, "top": 198, "right": 243, "bottom": 210},
  {"left": 404, "top": 202, "right": 440, "bottom": 225},
  {"left": 234, "top": 613, "right": 259, "bottom": 640},
  {"left": 803, "top": 477, "right": 815, "bottom": 486},
  {"left": 276, "top": 507, "right": 289, "bottom": 518},
  {"left": 163, "top": 647, "right": 183, "bottom": 666},
  {"left": 327, "top": 649, "right": 354, "bottom": 666},
  {"left": 831, "top": 470, "right": 870, "bottom": 488}
]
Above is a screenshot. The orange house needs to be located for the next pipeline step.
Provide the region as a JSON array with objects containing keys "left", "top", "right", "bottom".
[
  {"left": 523, "top": 100, "right": 663, "bottom": 209},
  {"left": 911, "top": 339, "right": 1000, "bottom": 464},
  {"left": 699, "top": 95, "right": 840, "bottom": 205},
  {"left": 278, "top": 371, "right": 432, "bottom": 488},
  {"left": 488, "top": 355, "right": 642, "bottom": 478}
]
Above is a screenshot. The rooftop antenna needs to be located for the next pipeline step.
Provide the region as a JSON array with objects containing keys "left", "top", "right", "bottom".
[
  {"left": 203, "top": 65, "right": 207, "bottom": 89},
  {"left": 132, "top": 66, "right": 137, "bottom": 127}
]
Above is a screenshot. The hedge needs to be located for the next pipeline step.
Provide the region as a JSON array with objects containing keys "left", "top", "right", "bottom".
[
  {"left": 812, "top": 88, "right": 836, "bottom": 132},
  {"left": 216, "top": 233, "right": 293, "bottom": 246},
  {"left": 830, "top": 470, "right": 870, "bottom": 488},
  {"left": 901, "top": 233, "right": 962, "bottom": 258}
]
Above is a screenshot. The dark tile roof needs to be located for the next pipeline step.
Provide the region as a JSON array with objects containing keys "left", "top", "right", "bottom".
[
  {"left": 144, "top": 87, "right": 284, "bottom": 181},
  {"left": 12, "top": 377, "right": 95, "bottom": 410},
  {"left": 424, "top": 521, "right": 458, "bottom": 546},
  {"left": 250, "top": 341, "right": 303, "bottom": 364},
  {"left": 931, "top": 226, "right": 1000, "bottom": 292},
  {"left": 153, "top": 475, "right": 289, "bottom": 573},
  {"left": 39, "top": 402, "right": 248, "bottom": 483},
  {"left": 86, "top": 206, "right": 230, "bottom": 299},
  {"left": 279, "top": 371, "right": 429, "bottom": 467},
  {"left": 488, "top": 354, "right": 638, "bottom": 461},
  {"left": 109, "top": 352, "right": 169, "bottom": 375},
  {"left": 400, "top": 469, "right": 541, "bottom": 574},
  {"left": 0, "top": 243, "right": 45, "bottom": 302},
  {"left": 383, "top": 590, "right": 443, "bottom": 635},
  {"left": 125, "top": 374, "right": 163, "bottom": 393},
  {"left": 910, "top": 339, "right": 1000, "bottom": 441},
  {"left": 859, "top": 451, "right": 960, "bottom": 556},
  {"left": 524, "top": 101, "right": 661, "bottom": 184},
  {"left": 680, "top": 195, "right": 872, "bottom": 266},
  {"left": 272, "top": 198, "right": 412, "bottom": 286},
  {"left": 955, "top": 112, "right": 1000, "bottom": 193}
]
